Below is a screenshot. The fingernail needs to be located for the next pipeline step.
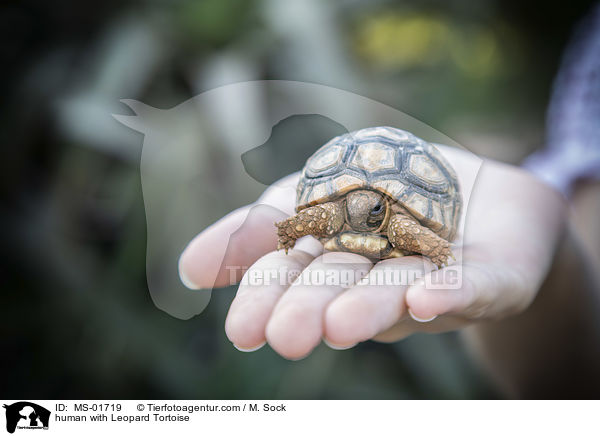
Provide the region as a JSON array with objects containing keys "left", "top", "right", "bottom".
[
  {"left": 408, "top": 308, "right": 437, "bottom": 323},
  {"left": 323, "top": 338, "right": 357, "bottom": 350},
  {"left": 287, "top": 354, "right": 310, "bottom": 361},
  {"left": 178, "top": 254, "right": 199, "bottom": 290},
  {"left": 233, "top": 342, "right": 266, "bottom": 353},
  {"left": 179, "top": 268, "right": 200, "bottom": 290}
]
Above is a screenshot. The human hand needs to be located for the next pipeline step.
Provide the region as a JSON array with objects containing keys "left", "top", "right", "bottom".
[{"left": 179, "top": 146, "right": 566, "bottom": 359}]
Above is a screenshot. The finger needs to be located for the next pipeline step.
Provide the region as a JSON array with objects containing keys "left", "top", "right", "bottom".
[
  {"left": 225, "top": 243, "right": 318, "bottom": 351},
  {"left": 405, "top": 259, "right": 532, "bottom": 322},
  {"left": 324, "top": 256, "right": 429, "bottom": 347},
  {"left": 179, "top": 174, "right": 300, "bottom": 289},
  {"left": 179, "top": 204, "right": 287, "bottom": 289},
  {"left": 266, "top": 252, "right": 373, "bottom": 360},
  {"left": 256, "top": 172, "right": 299, "bottom": 215}
]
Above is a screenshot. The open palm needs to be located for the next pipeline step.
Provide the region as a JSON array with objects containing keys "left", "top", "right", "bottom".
[{"left": 179, "top": 146, "right": 565, "bottom": 360}]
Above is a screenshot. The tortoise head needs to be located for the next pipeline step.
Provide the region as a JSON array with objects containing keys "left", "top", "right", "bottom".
[{"left": 345, "top": 189, "right": 388, "bottom": 232}]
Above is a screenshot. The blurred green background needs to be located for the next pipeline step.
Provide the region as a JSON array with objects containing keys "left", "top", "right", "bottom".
[{"left": 1, "top": 0, "right": 594, "bottom": 399}]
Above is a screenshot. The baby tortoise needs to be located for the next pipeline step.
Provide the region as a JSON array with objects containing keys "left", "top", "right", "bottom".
[{"left": 276, "top": 127, "right": 462, "bottom": 267}]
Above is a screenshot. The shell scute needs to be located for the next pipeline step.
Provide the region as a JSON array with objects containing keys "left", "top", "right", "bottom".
[{"left": 297, "top": 127, "right": 462, "bottom": 239}]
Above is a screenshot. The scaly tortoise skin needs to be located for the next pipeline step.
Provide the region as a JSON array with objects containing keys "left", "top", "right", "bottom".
[{"left": 275, "top": 126, "right": 462, "bottom": 267}]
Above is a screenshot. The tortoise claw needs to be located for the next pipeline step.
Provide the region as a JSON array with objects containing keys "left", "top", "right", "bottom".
[{"left": 275, "top": 222, "right": 296, "bottom": 254}]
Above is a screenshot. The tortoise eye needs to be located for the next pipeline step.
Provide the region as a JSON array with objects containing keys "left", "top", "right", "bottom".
[
  {"left": 367, "top": 202, "right": 386, "bottom": 229},
  {"left": 370, "top": 202, "right": 384, "bottom": 216}
]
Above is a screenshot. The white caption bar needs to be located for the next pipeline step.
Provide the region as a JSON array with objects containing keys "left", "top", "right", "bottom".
[{"left": 1, "top": 400, "right": 598, "bottom": 436}]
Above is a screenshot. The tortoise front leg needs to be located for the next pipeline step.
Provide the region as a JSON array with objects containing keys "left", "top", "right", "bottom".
[
  {"left": 387, "top": 214, "right": 454, "bottom": 268},
  {"left": 275, "top": 202, "right": 344, "bottom": 252}
]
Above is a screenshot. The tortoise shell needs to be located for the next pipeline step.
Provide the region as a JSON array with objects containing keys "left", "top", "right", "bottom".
[{"left": 296, "top": 126, "right": 462, "bottom": 240}]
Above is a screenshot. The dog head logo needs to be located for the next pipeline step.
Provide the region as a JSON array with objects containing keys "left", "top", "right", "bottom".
[{"left": 3, "top": 402, "right": 50, "bottom": 433}]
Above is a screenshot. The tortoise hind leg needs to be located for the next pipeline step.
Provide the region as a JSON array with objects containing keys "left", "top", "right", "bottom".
[
  {"left": 275, "top": 202, "right": 344, "bottom": 252},
  {"left": 387, "top": 214, "right": 454, "bottom": 268}
]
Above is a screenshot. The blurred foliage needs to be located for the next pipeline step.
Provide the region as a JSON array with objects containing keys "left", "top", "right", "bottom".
[
  {"left": 354, "top": 11, "right": 507, "bottom": 78},
  {"left": 0, "top": 0, "right": 595, "bottom": 399},
  {"left": 175, "top": 0, "right": 259, "bottom": 47}
]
